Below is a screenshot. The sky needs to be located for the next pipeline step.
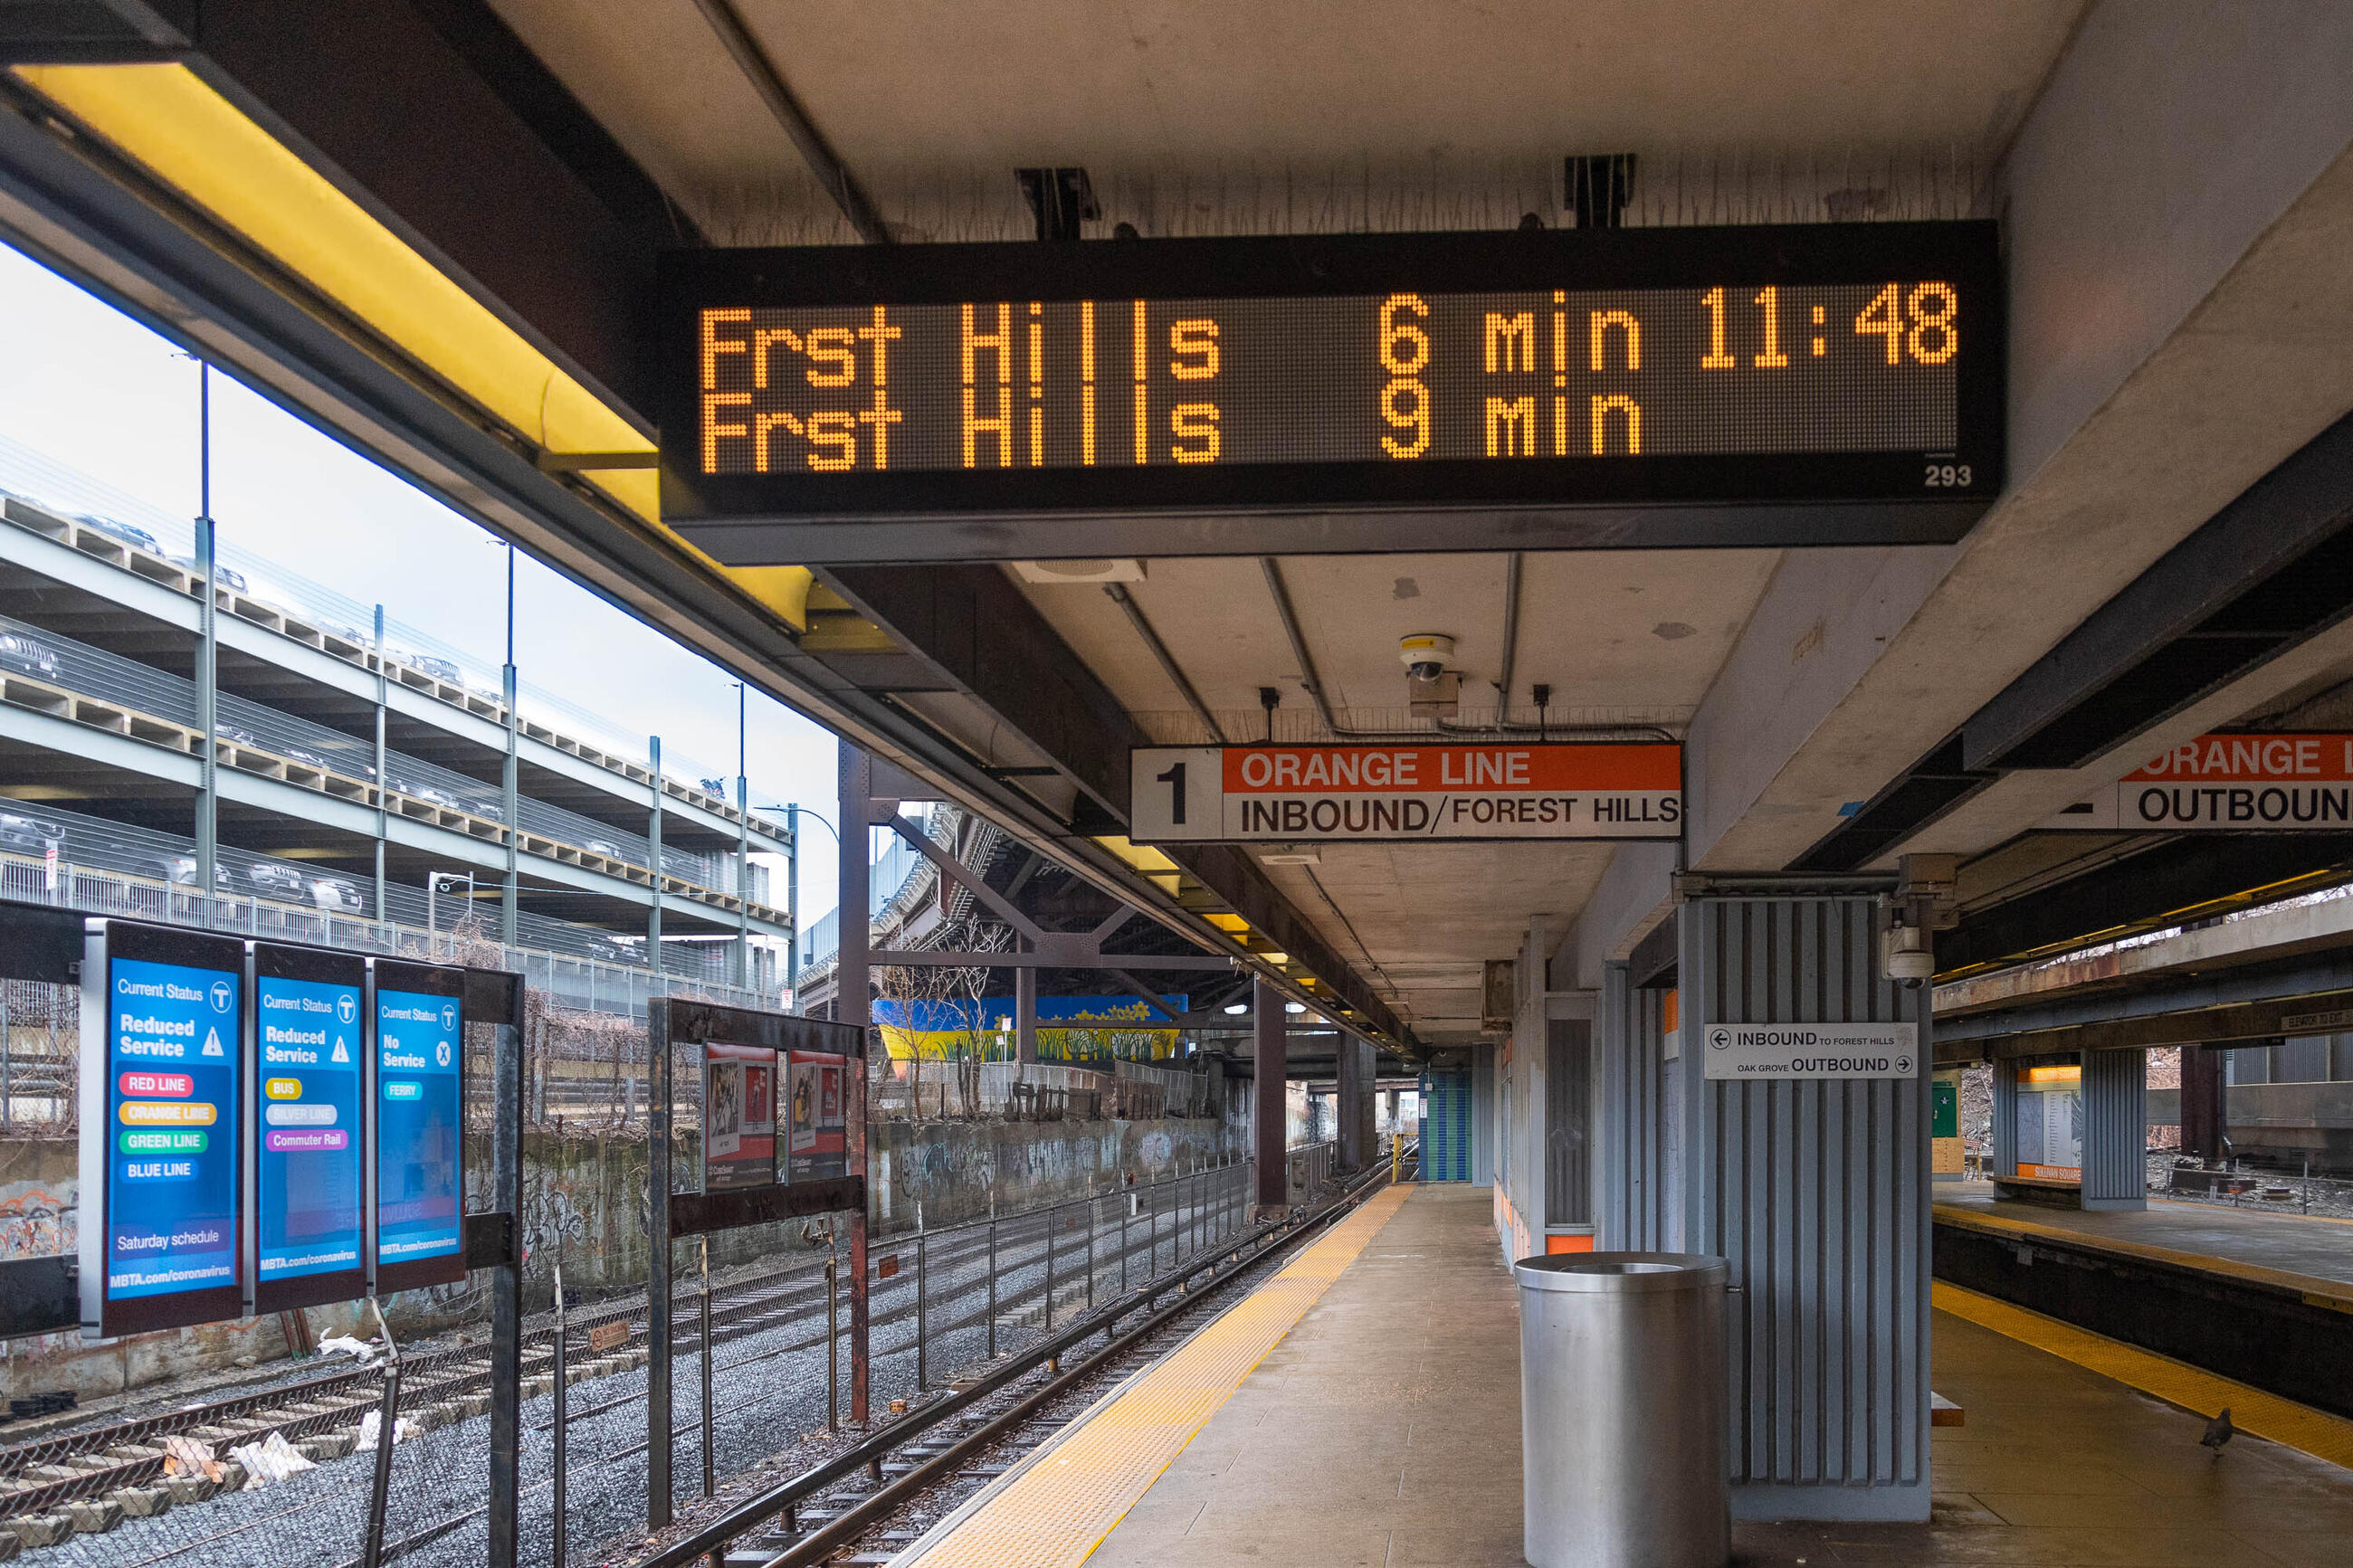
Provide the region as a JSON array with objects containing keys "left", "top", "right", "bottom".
[{"left": 0, "top": 241, "right": 868, "bottom": 927}]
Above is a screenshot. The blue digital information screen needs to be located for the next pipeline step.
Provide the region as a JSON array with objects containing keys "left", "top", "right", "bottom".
[
  {"left": 376, "top": 982, "right": 463, "bottom": 1278},
  {"left": 107, "top": 953, "right": 241, "bottom": 1307},
  {"left": 255, "top": 970, "right": 364, "bottom": 1290}
]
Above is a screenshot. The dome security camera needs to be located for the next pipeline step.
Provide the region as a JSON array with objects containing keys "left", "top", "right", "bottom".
[{"left": 1399, "top": 632, "right": 1455, "bottom": 682}]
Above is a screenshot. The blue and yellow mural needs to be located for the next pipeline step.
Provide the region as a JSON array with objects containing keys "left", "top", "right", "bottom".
[{"left": 872, "top": 995, "right": 1188, "bottom": 1065}]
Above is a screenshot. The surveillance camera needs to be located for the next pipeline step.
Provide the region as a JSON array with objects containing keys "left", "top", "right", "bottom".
[{"left": 1398, "top": 632, "right": 1455, "bottom": 683}]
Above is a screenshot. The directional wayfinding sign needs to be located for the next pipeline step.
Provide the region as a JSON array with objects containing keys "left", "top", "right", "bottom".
[
  {"left": 1700, "top": 1021, "right": 1919, "bottom": 1080},
  {"left": 1129, "top": 743, "right": 1681, "bottom": 843},
  {"left": 2044, "top": 731, "right": 2353, "bottom": 832},
  {"left": 251, "top": 945, "right": 367, "bottom": 1313},
  {"left": 374, "top": 962, "right": 466, "bottom": 1293},
  {"left": 81, "top": 921, "right": 245, "bottom": 1337}
]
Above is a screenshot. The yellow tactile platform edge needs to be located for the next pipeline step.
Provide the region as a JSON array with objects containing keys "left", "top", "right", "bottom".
[
  {"left": 900, "top": 1183, "right": 1415, "bottom": 1568},
  {"left": 1933, "top": 1280, "right": 2353, "bottom": 1471}
]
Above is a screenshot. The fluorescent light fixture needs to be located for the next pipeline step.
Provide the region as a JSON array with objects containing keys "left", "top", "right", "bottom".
[
  {"left": 12, "top": 62, "right": 661, "bottom": 518},
  {"left": 1223, "top": 1003, "right": 1248, "bottom": 1016},
  {"left": 1285, "top": 1002, "right": 1305, "bottom": 1013}
]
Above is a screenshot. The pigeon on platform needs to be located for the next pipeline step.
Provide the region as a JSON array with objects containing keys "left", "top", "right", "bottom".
[{"left": 2201, "top": 1408, "right": 2234, "bottom": 1453}]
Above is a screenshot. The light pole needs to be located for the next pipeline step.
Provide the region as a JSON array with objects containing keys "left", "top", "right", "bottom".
[
  {"left": 499, "top": 540, "right": 519, "bottom": 946},
  {"left": 193, "top": 359, "right": 218, "bottom": 917},
  {"left": 734, "top": 683, "right": 752, "bottom": 988},
  {"left": 787, "top": 806, "right": 841, "bottom": 1014},
  {"left": 427, "top": 870, "right": 477, "bottom": 949}
]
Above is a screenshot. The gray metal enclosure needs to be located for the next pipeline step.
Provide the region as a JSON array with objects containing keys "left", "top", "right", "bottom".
[
  {"left": 1676, "top": 893, "right": 1932, "bottom": 1523},
  {"left": 1599, "top": 963, "right": 1675, "bottom": 1252}
]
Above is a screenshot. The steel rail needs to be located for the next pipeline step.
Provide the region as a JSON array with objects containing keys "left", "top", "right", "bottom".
[{"left": 637, "top": 1163, "right": 1389, "bottom": 1568}]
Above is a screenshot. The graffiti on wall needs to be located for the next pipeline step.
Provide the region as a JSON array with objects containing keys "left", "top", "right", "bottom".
[{"left": 1, "top": 1178, "right": 75, "bottom": 1259}]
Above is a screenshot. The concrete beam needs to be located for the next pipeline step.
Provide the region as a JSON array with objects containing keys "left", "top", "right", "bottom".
[
  {"left": 1937, "top": 889, "right": 2353, "bottom": 1019},
  {"left": 1686, "top": 3, "right": 2353, "bottom": 873}
]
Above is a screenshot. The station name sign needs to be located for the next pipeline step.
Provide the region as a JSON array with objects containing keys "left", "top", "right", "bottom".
[
  {"left": 2046, "top": 732, "right": 2353, "bottom": 832},
  {"left": 1129, "top": 743, "right": 1681, "bottom": 843},
  {"left": 1702, "top": 1022, "right": 1918, "bottom": 1080},
  {"left": 656, "top": 223, "right": 2001, "bottom": 558}
]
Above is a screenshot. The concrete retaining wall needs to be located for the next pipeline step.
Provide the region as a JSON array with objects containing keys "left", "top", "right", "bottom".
[{"left": 4, "top": 1114, "right": 1230, "bottom": 1402}]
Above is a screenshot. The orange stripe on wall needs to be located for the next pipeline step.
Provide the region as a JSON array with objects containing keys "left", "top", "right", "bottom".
[{"left": 1545, "top": 1234, "right": 1596, "bottom": 1254}]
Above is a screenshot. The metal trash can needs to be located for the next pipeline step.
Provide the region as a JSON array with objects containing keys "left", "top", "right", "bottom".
[{"left": 1515, "top": 1252, "right": 1729, "bottom": 1568}]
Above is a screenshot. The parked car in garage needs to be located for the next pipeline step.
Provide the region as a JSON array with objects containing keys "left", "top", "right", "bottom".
[{"left": 0, "top": 630, "right": 61, "bottom": 680}]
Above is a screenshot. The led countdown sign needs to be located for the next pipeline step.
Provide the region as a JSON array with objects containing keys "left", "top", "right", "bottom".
[{"left": 657, "top": 223, "right": 2000, "bottom": 558}]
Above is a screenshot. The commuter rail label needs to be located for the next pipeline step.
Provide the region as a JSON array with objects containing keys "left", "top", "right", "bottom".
[
  {"left": 1129, "top": 743, "right": 1681, "bottom": 842},
  {"left": 1701, "top": 1022, "right": 1919, "bottom": 1080}
]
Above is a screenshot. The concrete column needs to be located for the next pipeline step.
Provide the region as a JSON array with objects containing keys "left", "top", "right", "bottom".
[
  {"left": 1681, "top": 891, "right": 1930, "bottom": 1522},
  {"left": 1253, "top": 976, "right": 1288, "bottom": 1212},
  {"left": 1337, "top": 1031, "right": 1367, "bottom": 1171},
  {"left": 2081, "top": 1049, "right": 2148, "bottom": 1211},
  {"left": 2179, "top": 1044, "right": 2227, "bottom": 1161},
  {"left": 1015, "top": 962, "right": 1037, "bottom": 1064},
  {"left": 1991, "top": 1060, "right": 2018, "bottom": 1178}
]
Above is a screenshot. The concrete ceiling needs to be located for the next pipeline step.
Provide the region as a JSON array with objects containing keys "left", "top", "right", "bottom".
[
  {"left": 491, "top": 0, "right": 2084, "bottom": 237},
  {"left": 1015, "top": 548, "right": 1777, "bottom": 1031},
  {"left": 457, "top": 1, "right": 2350, "bottom": 1022}
]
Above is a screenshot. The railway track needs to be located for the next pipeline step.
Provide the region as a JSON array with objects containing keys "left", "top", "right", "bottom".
[
  {"left": 631, "top": 1154, "right": 1415, "bottom": 1568},
  {"left": 0, "top": 1174, "right": 1244, "bottom": 1552}
]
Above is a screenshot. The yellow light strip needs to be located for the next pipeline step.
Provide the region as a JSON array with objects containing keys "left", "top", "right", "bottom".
[
  {"left": 14, "top": 62, "right": 659, "bottom": 521},
  {"left": 2020, "top": 1064, "right": 2082, "bottom": 1084}
]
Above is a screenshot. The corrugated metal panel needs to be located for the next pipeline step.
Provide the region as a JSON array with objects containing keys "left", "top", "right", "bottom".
[
  {"left": 1681, "top": 894, "right": 1930, "bottom": 1519},
  {"left": 2082, "top": 1049, "right": 2146, "bottom": 1204},
  {"left": 1419, "top": 1069, "right": 1472, "bottom": 1181},
  {"left": 1545, "top": 1017, "right": 1594, "bottom": 1223},
  {"left": 2274, "top": 1035, "right": 2329, "bottom": 1084},
  {"left": 1599, "top": 964, "right": 1672, "bottom": 1250}
]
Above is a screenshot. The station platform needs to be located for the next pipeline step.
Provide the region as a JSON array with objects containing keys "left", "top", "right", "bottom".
[
  {"left": 1933, "top": 1183, "right": 2353, "bottom": 1420},
  {"left": 1936, "top": 1180, "right": 2353, "bottom": 1294},
  {"left": 892, "top": 1183, "right": 2353, "bottom": 1568}
]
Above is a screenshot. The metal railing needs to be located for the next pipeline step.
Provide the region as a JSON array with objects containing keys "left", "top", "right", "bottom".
[{"left": 0, "top": 841, "right": 776, "bottom": 1019}]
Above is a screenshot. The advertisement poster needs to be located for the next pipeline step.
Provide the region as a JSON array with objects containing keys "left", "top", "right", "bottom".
[
  {"left": 702, "top": 1041, "right": 776, "bottom": 1190},
  {"left": 787, "top": 1050, "right": 849, "bottom": 1181},
  {"left": 376, "top": 974, "right": 464, "bottom": 1285},
  {"left": 2013, "top": 1064, "right": 2082, "bottom": 1182},
  {"left": 253, "top": 953, "right": 365, "bottom": 1306},
  {"left": 102, "top": 945, "right": 243, "bottom": 1327},
  {"left": 1931, "top": 1070, "right": 1963, "bottom": 1179}
]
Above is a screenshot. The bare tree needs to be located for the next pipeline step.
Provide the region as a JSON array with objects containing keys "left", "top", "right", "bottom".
[{"left": 873, "top": 917, "right": 1015, "bottom": 1119}]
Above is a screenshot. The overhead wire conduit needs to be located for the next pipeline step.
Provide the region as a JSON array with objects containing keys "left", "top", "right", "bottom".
[{"left": 1256, "top": 556, "right": 1672, "bottom": 743}]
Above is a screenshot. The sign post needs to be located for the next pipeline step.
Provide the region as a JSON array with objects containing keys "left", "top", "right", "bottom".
[{"left": 648, "top": 999, "right": 864, "bottom": 1532}]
